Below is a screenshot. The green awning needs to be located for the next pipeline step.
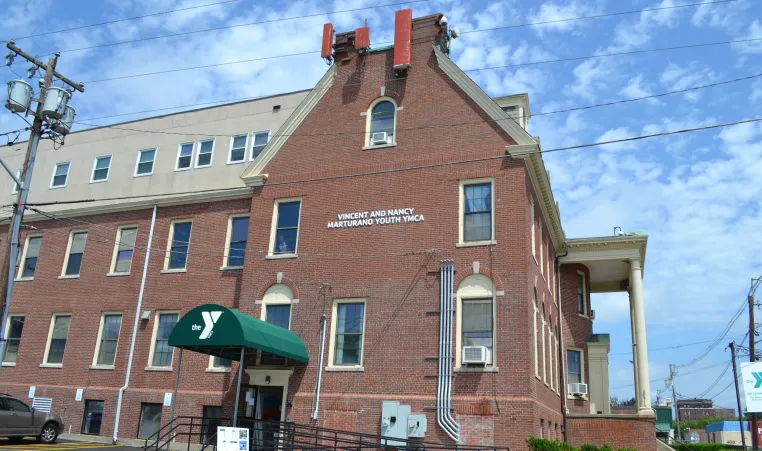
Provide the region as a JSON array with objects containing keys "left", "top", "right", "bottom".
[{"left": 168, "top": 304, "right": 308, "bottom": 363}]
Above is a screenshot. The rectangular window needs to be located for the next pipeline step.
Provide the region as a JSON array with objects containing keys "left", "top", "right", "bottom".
[
  {"left": 11, "top": 169, "right": 21, "bottom": 194},
  {"left": 150, "top": 313, "right": 178, "bottom": 367},
  {"left": 91, "top": 155, "right": 111, "bottom": 182},
  {"left": 271, "top": 200, "right": 301, "bottom": 255},
  {"left": 332, "top": 301, "right": 365, "bottom": 366},
  {"left": 461, "top": 180, "right": 494, "bottom": 243},
  {"left": 95, "top": 313, "right": 122, "bottom": 366},
  {"left": 3, "top": 315, "right": 24, "bottom": 364},
  {"left": 19, "top": 236, "right": 42, "bottom": 279},
  {"left": 541, "top": 315, "right": 547, "bottom": 382},
  {"left": 196, "top": 139, "right": 214, "bottom": 167},
  {"left": 260, "top": 304, "right": 291, "bottom": 365},
  {"left": 63, "top": 231, "right": 87, "bottom": 276},
  {"left": 251, "top": 131, "right": 269, "bottom": 160},
  {"left": 225, "top": 216, "right": 249, "bottom": 267},
  {"left": 138, "top": 403, "right": 163, "bottom": 439},
  {"left": 112, "top": 226, "right": 137, "bottom": 274},
  {"left": 201, "top": 406, "right": 222, "bottom": 445},
  {"left": 51, "top": 162, "right": 70, "bottom": 188},
  {"left": 567, "top": 349, "right": 582, "bottom": 384},
  {"left": 228, "top": 135, "right": 247, "bottom": 163},
  {"left": 539, "top": 222, "right": 544, "bottom": 275},
  {"left": 45, "top": 314, "right": 71, "bottom": 365},
  {"left": 577, "top": 273, "right": 586, "bottom": 315},
  {"left": 176, "top": 143, "right": 193, "bottom": 170},
  {"left": 81, "top": 400, "right": 104, "bottom": 435},
  {"left": 533, "top": 300, "right": 539, "bottom": 378},
  {"left": 530, "top": 199, "right": 536, "bottom": 259},
  {"left": 166, "top": 221, "right": 192, "bottom": 270},
  {"left": 135, "top": 148, "right": 156, "bottom": 176},
  {"left": 212, "top": 356, "right": 231, "bottom": 369},
  {"left": 462, "top": 298, "right": 493, "bottom": 364}
]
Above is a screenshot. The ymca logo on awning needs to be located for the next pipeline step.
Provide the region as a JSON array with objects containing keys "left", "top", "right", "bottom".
[{"left": 192, "top": 311, "right": 222, "bottom": 339}]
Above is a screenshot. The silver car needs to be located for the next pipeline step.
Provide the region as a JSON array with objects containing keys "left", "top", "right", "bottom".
[{"left": 0, "top": 394, "right": 63, "bottom": 443}]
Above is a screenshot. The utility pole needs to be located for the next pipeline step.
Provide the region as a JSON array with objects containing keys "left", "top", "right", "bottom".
[
  {"left": 751, "top": 292, "right": 758, "bottom": 450},
  {"left": 0, "top": 42, "right": 83, "bottom": 376},
  {"left": 731, "top": 342, "right": 748, "bottom": 450},
  {"left": 669, "top": 364, "right": 682, "bottom": 441}
]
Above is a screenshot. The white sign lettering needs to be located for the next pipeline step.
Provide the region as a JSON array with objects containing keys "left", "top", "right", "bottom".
[{"left": 328, "top": 208, "right": 424, "bottom": 229}]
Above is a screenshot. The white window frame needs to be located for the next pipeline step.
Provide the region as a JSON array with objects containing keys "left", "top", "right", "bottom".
[
  {"left": 530, "top": 198, "right": 536, "bottom": 262},
  {"left": 60, "top": 229, "right": 87, "bottom": 278},
  {"left": 109, "top": 225, "right": 138, "bottom": 276},
  {"left": 134, "top": 148, "right": 157, "bottom": 177},
  {"left": 541, "top": 305, "right": 547, "bottom": 384},
  {"left": 458, "top": 177, "right": 496, "bottom": 247},
  {"left": 2, "top": 314, "right": 24, "bottom": 366},
  {"left": 147, "top": 310, "right": 180, "bottom": 370},
  {"left": 326, "top": 298, "right": 366, "bottom": 371},
  {"left": 249, "top": 130, "right": 271, "bottom": 161},
  {"left": 549, "top": 327, "right": 555, "bottom": 390},
  {"left": 267, "top": 197, "right": 301, "bottom": 258},
  {"left": 175, "top": 142, "right": 194, "bottom": 172},
  {"left": 207, "top": 354, "right": 233, "bottom": 372},
  {"left": 363, "top": 97, "right": 398, "bottom": 148},
  {"left": 567, "top": 347, "right": 585, "bottom": 398},
  {"left": 256, "top": 284, "right": 294, "bottom": 366},
  {"left": 533, "top": 291, "right": 540, "bottom": 379},
  {"left": 163, "top": 219, "right": 193, "bottom": 272},
  {"left": 227, "top": 134, "right": 249, "bottom": 165},
  {"left": 539, "top": 222, "right": 544, "bottom": 277},
  {"left": 195, "top": 138, "right": 215, "bottom": 168},
  {"left": 455, "top": 274, "right": 496, "bottom": 369},
  {"left": 91, "top": 312, "right": 122, "bottom": 369},
  {"left": 577, "top": 270, "right": 587, "bottom": 316},
  {"left": 42, "top": 313, "right": 71, "bottom": 367},
  {"left": 11, "top": 169, "right": 21, "bottom": 194},
  {"left": 50, "top": 161, "right": 71, "bottom": 189},
  {"left": 16, "top": 234, "right": 43, "bottom": 281},
  {"left": 90, "top": 155, "right": 112, "bottom": 183},
  {"left": 222, "top": 214, "right": 250, "bottom": 269}
]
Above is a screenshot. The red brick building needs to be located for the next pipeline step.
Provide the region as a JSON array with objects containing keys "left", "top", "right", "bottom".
[{"left": 0, "top": 11, "right": 655, "bottom": 451}]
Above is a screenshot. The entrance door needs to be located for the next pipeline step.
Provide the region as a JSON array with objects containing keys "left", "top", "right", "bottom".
[{"left": 249, "top": 386, "right": 284, "bottom": 450}]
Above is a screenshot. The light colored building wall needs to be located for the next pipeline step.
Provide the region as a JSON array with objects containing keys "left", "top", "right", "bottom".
[{"left": 0, "top": 91, "right": 309, "bottom": 215}]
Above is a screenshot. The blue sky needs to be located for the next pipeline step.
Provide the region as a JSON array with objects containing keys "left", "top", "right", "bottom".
[{"left": 2, "top": 0, "right": 762, "bottom": 411}]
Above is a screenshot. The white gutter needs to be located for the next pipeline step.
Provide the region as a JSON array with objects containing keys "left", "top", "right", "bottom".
[
  {"left": 311, "top": 313, "right": 328, "bottom": 420},
  {"left": 113, "top": 204, "right": 157, "bottom": 444}
]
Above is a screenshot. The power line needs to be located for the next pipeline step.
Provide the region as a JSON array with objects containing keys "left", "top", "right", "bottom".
[
  {"left": 677, "top": 298, "right": 748, "bottom": 368},
  {"left": 695, "top": 362, "right": 732, "bottom": 398},
  {"left": 19, "top": 116, "right": 762, "bottom": 207},
  {"left": 610, "top": 339, "right": 720, "bottom": 356},
  {"left": 79, "top": 35, "right": 762, "bottom": 84}
]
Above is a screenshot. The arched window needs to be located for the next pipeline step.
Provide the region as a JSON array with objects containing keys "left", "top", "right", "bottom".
[
  {"left": 456, "top": 274, "right": 495, "bottom": 366},
  {"left": 366, "top": 98, "right": 397, "bottom": 146},
  {"left": 260, "top": 284, "right": 294, "bottom": 365}
]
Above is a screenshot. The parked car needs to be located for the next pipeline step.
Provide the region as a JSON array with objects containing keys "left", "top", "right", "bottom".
[{"left": 0, "top": 394, "right": 63, "bottom": 443}]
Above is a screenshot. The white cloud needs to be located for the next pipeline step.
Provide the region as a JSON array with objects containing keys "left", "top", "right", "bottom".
[
  {"left": 732, "top": 20, "right": 762, "bottom": 54},
  {"left": 659, "top": 62, "right": 721, "bottom": 102},
  {"left": 620, "top": 74, "right": 660, "bottom": 105},
  {"left": 526, "top": 0, "right": 603, "bottom": 35}
]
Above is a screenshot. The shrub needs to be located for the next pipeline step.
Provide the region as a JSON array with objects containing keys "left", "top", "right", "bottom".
[
  {"left": 671, "top": 444, "right": 726, "bottom": 451},
  {"left": 527, "top": 437, "right": 562, "bottom": 451},
  {"left": 615, "top": 448, "right": 638, "bottom": 451},
  {"left": 581, "top": 444, "right": 600, "bottom": 451}
]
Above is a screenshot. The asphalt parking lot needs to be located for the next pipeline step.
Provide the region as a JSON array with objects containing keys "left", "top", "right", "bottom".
[{"left": 0, "top": 439, "right": 139, "bottom": 451}]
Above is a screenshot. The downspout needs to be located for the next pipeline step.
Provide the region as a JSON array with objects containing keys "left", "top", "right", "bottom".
[
  {"left": 556, "top": 245, "right": 569, "bottom": 442},
  {"left": 311, "top": 313, "right": 327, "bottom": 420},
  {"left": 445, "top": 261, "right": 460, "bottom": 439},
  {"left": 437, "top": 260, "right": 459, "bottom": 442},
  {"left": 113, "top": 204, "right": 158, "bottom": 444}
]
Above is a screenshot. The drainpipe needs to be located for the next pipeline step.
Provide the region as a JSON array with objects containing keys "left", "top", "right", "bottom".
[
  {"left": 311, "top": 314, "right": 327, "bottom": 420},
  {"left": 113, "top": 204, "right": 158, "bottom": 444},
  {"left": 556, "top": 245, "right": 569, "bottom": 442},
  {"left": 437, "top": 260, "right": 459, "bottom": 442}
]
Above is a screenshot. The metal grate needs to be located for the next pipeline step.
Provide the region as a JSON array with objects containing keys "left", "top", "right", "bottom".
[{"left": 32, "top": 397, "right": 53, "bottom": 412}]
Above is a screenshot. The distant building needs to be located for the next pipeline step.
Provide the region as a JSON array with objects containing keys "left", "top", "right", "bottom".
[
  {"left": 706, "top": 421, "right": 751, "bottom": 446},
  {"left": 677, "top": 399, "right": 735, "bottom": 421}
]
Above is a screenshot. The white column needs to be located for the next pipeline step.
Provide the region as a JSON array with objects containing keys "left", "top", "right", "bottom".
[
  {"left": 629, "top": 293, "right": 639, "bottom": 411},
  {"left": 630, "top": 258, "right": 653, "bottom": 416}
]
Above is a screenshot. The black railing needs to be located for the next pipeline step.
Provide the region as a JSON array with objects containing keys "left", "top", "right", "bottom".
[{"left": 143, "top": 416, "right": 231, "bottom": 451}]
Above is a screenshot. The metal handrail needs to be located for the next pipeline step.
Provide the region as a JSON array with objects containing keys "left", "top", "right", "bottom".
[{"left": 143, "top": 416, "right": 230, "bottom": 451}]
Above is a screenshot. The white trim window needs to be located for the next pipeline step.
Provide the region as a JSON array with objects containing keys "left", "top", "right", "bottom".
[
  {"left": 50, "top": 162, "right": 70, "bottom": 188},
  {"left": 250, "top": 131, "right": 270, "bottom": 160},
  {"left": 44, "top": 314, "right": 71, "bottom": 365},
  {"left": 110, "top": 226, "right": 137, "bottom": 274},
  {"left": 62, "top": 230, "right": 87, "bottom": 277},
  {"left": 541, "top": 305, "right": 547, "bottom": 383},
  {"left": 91, "top": 155, "right": 111, "bottom": 183},
  {"left": 135, "top": 148, "right": 156, "bottom": 176},
  {"left": 462, "top": 298, "right": 494, "bottom": 365},
  {"left": 549, "top": 326, "right": 555, "bottom": 390},
  {"left": 533, "top": 289, "right": 539, "bottom": 378},
  {"left": 365, "top": 98, "right": 397, "bottom": 147},
  {"left": 196, "top": 139, "right": 214, "bottom": 168},
  {"left": 17, "top": 235, "right": 42, "bottom": 279},
  {"left": 459, "top": 178, "right": 495, "bottom": 245},
  {"left": 11, "top": 169, "right": 21, "bottom": 194},
  {"left": 530, "top": 198, "right": 536, "bottom": 260},
  {"left": 539, "top": 222, "right": 544, "bottom": 276},
  {"left": 224, "top": 215, "right": 249, "bottom": 268},
  {"left": 567, "top": 348, "right": 584, "bottom": 386},
  {"left": 175, "top": 143, "right": 194, "bottom": 171},
  {"left": 269, "top": 198, "right": 301, "bottom": 256},
  {"left": 577, "top": 271, "right": 587, "bottom": 315},
  {"left": 228, "top": 134, "right": 248, "bottom": 164},
  {"left": 93, "top": 313, "right": 122, "bottom": 367},
  {"left": 208, "top": 355, "right": 232, "bottom": 371},
  {"left": 328, "top": 299, "right": 366, "bottom": 368},
  {"left": 260, "top": 303, "right": 292, "bottom": 365},
  {"left": 2, "top": 314, "right": 24, "bottom": 365},
  {"left": 148, "top": 312, "right": 179, "bottom": 368},
  {"left": 165, "top": 220, "right": 192, "bottom": 270}
]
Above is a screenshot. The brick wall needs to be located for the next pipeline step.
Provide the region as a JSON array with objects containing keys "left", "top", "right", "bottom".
[
  {"left": 560, "top": 264, "right": 593, "bottom": 414},
  {"left": 567, "top": 415, "right": 656, "bottom": 451}
]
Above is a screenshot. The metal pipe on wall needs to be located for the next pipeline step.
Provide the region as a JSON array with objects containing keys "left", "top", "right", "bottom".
[
  {"left": 444, "top": 261, "right": 460, "bottom": 439},
  {"left": 312, "top": 313, "right": 328, "bottom": 420},
  {"left": 113, "top": 204, "right": 157, "bottom": 444},
  {"left": 437, "top": 260, "right": 459, "bottom": 442}
]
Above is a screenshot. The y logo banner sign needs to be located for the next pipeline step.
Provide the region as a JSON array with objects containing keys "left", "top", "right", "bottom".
[
  {"left": 741, "top": 362, "right": 762, "bottom": 413},
  {"left": 199, "top": 311, "right": 222, "bottom": 339}
]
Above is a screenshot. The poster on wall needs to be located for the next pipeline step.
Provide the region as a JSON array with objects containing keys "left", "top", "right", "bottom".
[
  {"left": 217, "top": 426, "right": 249, "bottom": 451},
  {"left": 741, "top": 362, "right": 762, "bottom": 412}
]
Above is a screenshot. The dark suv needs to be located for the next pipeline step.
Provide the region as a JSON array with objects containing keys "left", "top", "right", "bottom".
[{"left": 0, "top": 394, "right": 63, "bottom": 443}]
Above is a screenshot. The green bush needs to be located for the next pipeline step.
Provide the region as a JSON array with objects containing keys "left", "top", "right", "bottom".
[
  {"left": 671, "top": 444, "right": 727, "bottom": 451},
  {"left": 559, "top": 442, "right": 578, "bottom": 451},
  {"left": 615, "top": 448, "right": 638, "bottom": 451},
  {"left": 580, "top": 444, "right": 600, "bottom": 451},
  {"left": 527, "top": 437, "right": 562, "bottom": 451}
]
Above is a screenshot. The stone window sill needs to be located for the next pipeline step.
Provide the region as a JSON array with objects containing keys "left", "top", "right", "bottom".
[
  {"left": 107, "top": 272, "right": 131, "bottom": 277},
  {"left": 325, "top": 366, "right": 364, "bottom": 372},
  {"left": 40, "top": 363, "right": 63, "bottom": 369},
  {"left": 14, "top": 277, "right": 33, "bottom": 282},
  {"left": 145, "top": 366, "right": 173, "bottom": 372},
  {"left": 161, "top": 268, "right": 187, "bottom": 274},
  {"left": 266, "top": 253, "right": 298, "bottom": 260},
  {"left": 456, "top": 240, "right": 497, "bottom": 248},
  {"left": 219, "top": 266, "right": 244, "bottom": 271},
  {"left": 206, "top": 367, "right": 232, "bottom": 373},
  {"left": 58, "top": 274, "right": 80, "bottom": 280},
  {"left": 89, "top": 365, "right": 115, "bottom": 370},
  {"left": 362, "top": 143, "right": 397, "bottom": 151},
  {"left": 2, "top": 362, "right": 16, "bottom": 367},
  {"left": 455, "top": 366, "right": 499, "bottom": 373}
]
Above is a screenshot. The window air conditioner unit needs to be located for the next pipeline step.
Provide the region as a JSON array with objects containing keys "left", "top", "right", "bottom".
[
  {"left": 370, "top": 132, "right": 390, "bottom": 145},
  {"left": 590, "top": 310, "right": 595, "bottom": 320},
  {"left": 569, "top": 383, "right": 588, "bottom": 396},
  {"left": 462, "top": 346, "right": 490, "bottom": 365}
]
